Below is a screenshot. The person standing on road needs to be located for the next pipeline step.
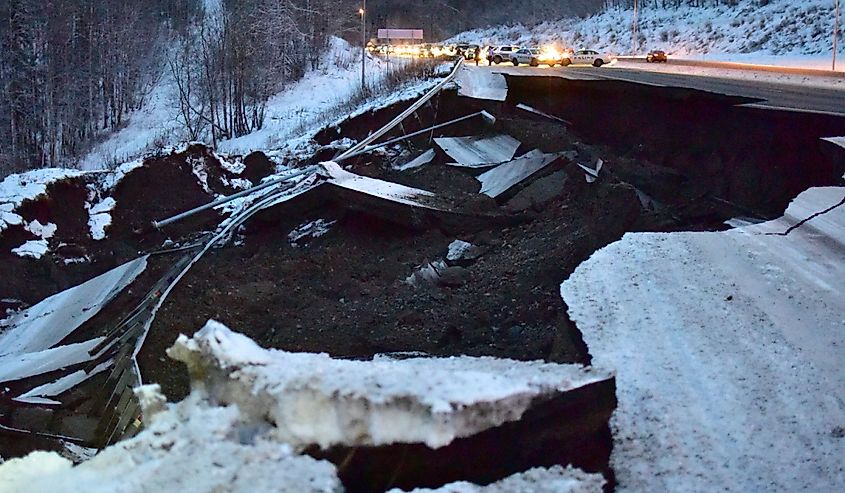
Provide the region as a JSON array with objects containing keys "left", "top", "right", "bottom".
[
  {"left": 487, "top": 46, "right": 494, "bottom": 65},
  {"left": 474, "top": 47, "right": 480, "bottom": 66}
]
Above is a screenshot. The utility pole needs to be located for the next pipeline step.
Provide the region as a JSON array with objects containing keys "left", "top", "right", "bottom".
[
  {"left": 632, "top": 0, "right": 638, "bottom": 55},
  {"left": 360, "top": 1, "right": 367, "bottom": 91},
  {"left": 835, "top": 0, "right": 841, "bottom": 71}
]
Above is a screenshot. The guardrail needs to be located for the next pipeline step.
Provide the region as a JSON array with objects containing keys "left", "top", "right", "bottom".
[{"left": 336, "top": 57, "right": 464, "bottom": 160}]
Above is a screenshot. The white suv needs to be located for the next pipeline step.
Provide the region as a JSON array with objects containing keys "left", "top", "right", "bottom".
[{"left": 488, "top": 46, "right": 520, "bottom": 64}]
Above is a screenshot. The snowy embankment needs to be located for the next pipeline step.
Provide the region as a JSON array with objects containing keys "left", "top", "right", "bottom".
[
  {"left": 81, "top": 37, "right": 394, "bottom": 169},
  {"left": 0, "top": 320, "right": 608, "bottom": 492},
  {"left": 561, "top": 185, "right": 845, "bottom": 491},
  {"left": 0, "top": 146, "right": 243, "bottom": 256},
  {"left": 452, "top": 0, "right": 843, "bottom": 67}
]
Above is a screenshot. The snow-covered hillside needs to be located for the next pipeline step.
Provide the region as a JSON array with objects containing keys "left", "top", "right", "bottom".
[
  {"left": 453, "top": 0, "right": 843, "bottom": 59},
  {"left": 81, "top": 38, "right": 391, "bottom": 170}
]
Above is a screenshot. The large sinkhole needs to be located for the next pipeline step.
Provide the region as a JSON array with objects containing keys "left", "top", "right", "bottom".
[{"left": 2, "top": 72, "right": 844, "bottom": 493}]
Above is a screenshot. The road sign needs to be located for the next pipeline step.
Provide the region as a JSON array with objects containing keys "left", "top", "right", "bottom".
[{"left": 377, "top": 29, "right": 423, "bottom": 40}]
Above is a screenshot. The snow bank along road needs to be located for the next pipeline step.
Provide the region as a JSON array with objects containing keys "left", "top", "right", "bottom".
[
  {"left": 479, "top": 63, "right": 845, "bottom": 117},
  {"left": 562, "top": 185, "right": 845, "bottom": 491}
]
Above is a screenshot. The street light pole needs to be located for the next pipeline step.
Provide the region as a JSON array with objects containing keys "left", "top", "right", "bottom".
[
  {"left": 632, "top": 0, "right": 638, "bottom": 55},
  {"left": 835, "top": 0, "right": 840, "bottom": 71},
  {"left": 360, "top": 1, "right": 366, "bottom": 91}
]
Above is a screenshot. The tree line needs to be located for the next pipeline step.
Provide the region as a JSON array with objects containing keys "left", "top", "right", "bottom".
[
  {"left": 0, "top": 0, "right": 197, "bottom": 172},
  {"left": 1, "top": 0, "right": 608, "bottom": 173},
  {"left": 0, "top": 0, "right": 349, "bottom": 173}
]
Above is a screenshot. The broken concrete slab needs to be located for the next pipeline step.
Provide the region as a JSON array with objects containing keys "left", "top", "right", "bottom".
[
  {"left": 405, "top": 259, "right": 470, "bottom": 288},
  {"left": 477, "top": 153, "right": 563, "bottom": 200},
  {"left": 247, "top": 163, "right": 505, "bottom": 234},
  {"left": 577, "top": 159, "right": 604, "bottom": 184},
  {"left": 561, "top": 186, "right": 845, "bottom": 492},
  {"left": 505, "top": 171, "right": 569, "bottom": 213},
  {"left": 0, "top": 388, "right": 343, "bottom": 493},
  {"left": 395, "top": 149, "right": 436, "bottom": 171},
  {"left": 391, "top": 465, "right": 605, "bottom": 492},
  {"left": 168, "top": 320, "right": 614, "bottom": 451},
  {"left": 435, "top": 135, "right": 521, "bottom": 168},
  {"left": 445, "top": 240, "right": 483, "bottom": 265},
  {"left": 320, "top": 162, "right": 440, "bottom": 209},
  {"left": 454, "top": 67, "right": 508, "bottom": 101},
  {"left": 0, "top": 256, "right": 148, "bottom": 357}
]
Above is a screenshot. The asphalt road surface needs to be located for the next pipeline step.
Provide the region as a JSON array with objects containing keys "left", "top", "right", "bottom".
[{"left": 488, "top": 64, "right": 845, "bottom": 117}]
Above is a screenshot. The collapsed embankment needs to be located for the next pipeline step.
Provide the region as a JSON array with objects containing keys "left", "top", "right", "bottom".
[
  {"left": 505, "top": 75, "right": 845, "bottom": 218},
  {"left": 2, "top": 73, "right": 844, "bottom": 491}
]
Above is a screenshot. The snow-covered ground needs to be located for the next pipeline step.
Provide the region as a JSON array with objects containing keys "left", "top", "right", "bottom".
[
  {"left": 81, "top": 38, "right": 403, "bottom": 169},
  {"left": 392, "top": 466, "right": 605, "bottom": 493},
  {"left": 452, "top": 0, "right": 844, "bottom": 69},
  {"left": 561, "top": 185, "right": 845, "bottom": 491}
]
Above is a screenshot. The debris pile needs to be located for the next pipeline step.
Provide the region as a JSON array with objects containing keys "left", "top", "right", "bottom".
[{"left": 0, "top": 321, "right": 609, "bottom": 493}]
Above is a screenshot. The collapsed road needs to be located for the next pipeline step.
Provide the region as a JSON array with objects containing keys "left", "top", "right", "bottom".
[{"left": 0, "top": 58, "right": 844, "bottom": 491}]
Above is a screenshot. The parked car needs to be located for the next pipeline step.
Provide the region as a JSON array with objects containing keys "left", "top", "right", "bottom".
[
  {"left": 646, "top": 50, "right": 668, "bottom": 63},
  {"left": 561, "top": 49, "right": 615, "bottom": 67},
  {"left": 464, "top": 44, "right": 481, "bottom": 60},
  {"left": 489, "top": 45, "right": 520, "bottom": 64},
  {"left": 509, "top": 48, "right": 562, "bottom": 67}
]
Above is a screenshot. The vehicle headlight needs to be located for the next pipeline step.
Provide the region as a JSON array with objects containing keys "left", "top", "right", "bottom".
[{"left": 540, "top": 48, "right": 561, "bottom": 60}]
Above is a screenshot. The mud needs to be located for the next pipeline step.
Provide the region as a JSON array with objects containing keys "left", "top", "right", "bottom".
[{"left": 3, "top": 79, "right": 845, "bottom": 490}]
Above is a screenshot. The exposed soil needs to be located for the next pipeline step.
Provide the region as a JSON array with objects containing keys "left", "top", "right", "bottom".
[{"left": 2, "top": 79, "right": 844, "bottom": 490}]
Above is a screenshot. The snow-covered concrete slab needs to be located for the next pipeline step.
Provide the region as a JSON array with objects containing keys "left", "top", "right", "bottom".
[
  {"left": 168, "top": 320, "right": 613, "bottom": 450},
  {"left": 435, "top": 135, "right": 521, "bottom": 168},
  {"left": 560, "top": 185, "right": 845, "bottom": 492},
  {"left": 0, "top": 338, "right": 104, "bottom": 384},
  {"left": 0, "top": 256, "right": 148, "bottom": 357},
  {"left": 320, "top": 162, "right": 442, "bottom": 210},
  {"left": 395, "top": 149, "right": 436, "bottom": 171},
  {"left": 0, "top": 388, "right": 342, "bottom": 493},
  {"left": 392, "top": 465, "right": 605, "bottom": 493},
  {"left": 477, "top": 152, "right": 562, "bottom": 198},
  {"left": 455, "top": 66, "right": 508, "bottom": 101}
]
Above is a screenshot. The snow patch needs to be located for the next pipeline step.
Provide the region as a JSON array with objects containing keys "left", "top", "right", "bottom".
[
  {"left": 11, "top": 240, "right": 49, "bottom": 259},
  {"left": 0, "top": 390, "right": 342, "bottom": 493},
  {"left": 392, "top": 465, "right": 605, "bottom": 492},
  {"left": 86, "top": 197, "right": 116, "bottom": 241},
  {"left": 451, "top": 0, "right": 845, "bottom": 63},
  {"left": 24, "top": 220, "right": 57, "bottom": 240},
  {"left": 288, "top": 219, "right": 336, "bottom": 247},
  {"left": 0, "top": 169, "right": 85, "bottom": 233}
]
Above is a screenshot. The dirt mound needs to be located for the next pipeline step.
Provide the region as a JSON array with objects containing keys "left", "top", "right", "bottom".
[
  {"left": 242, "top": 151, "right": 275, "bottom": 184},
  {"left": 109, "top": 148, "right": 220, "bottom": 248}
]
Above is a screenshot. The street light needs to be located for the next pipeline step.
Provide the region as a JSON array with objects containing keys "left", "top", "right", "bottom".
[
  {"left": 360, "top": 2, "right": 366, "bottom": 91},
  {"left": 835, "top": 0, "right": 841, "bottom": 71},
  {"left": 632, "top": 0, "right": 638, "bottom": 55}
]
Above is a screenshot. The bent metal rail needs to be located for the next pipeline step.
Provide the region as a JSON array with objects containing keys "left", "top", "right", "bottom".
[{"left": 88, "top": 58, "right": 466, "bottom": 447}]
